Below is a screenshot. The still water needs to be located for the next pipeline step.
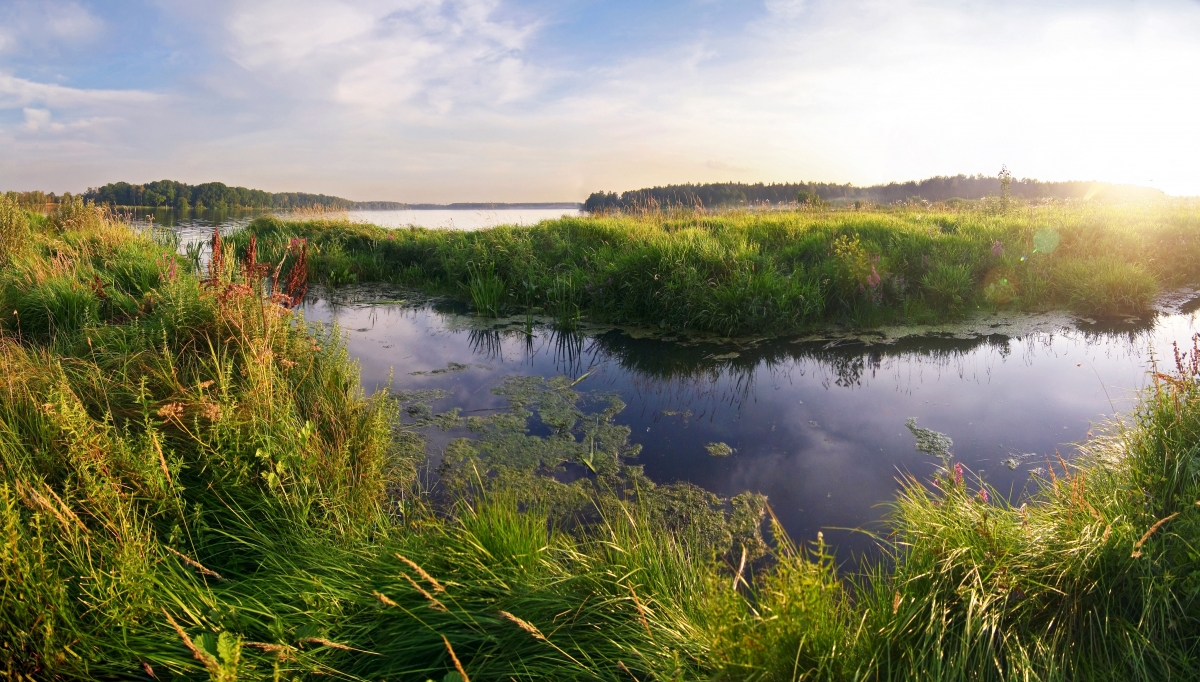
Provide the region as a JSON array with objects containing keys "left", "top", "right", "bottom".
[
  {"left": 127, "top": 207, "right": 583, "bottom": 238},
  {"left": 345, "top": 208, "right": 584, "bottom": 230},
  {"left": 302, "top": 290, "right": 1200, "bottom": 557}
]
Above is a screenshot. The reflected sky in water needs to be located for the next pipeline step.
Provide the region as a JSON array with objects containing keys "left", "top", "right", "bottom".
[{"left": 304, "top": 293, "right": 1200, "bottom": 557}]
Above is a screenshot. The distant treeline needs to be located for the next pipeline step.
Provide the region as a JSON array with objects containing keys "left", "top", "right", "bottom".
[
  {"left": 82, "top": 180, "right": 356, "bottom": 211},
  {"left": 12, "top": 180, "right": 583, "bottom": 212},
  {"left": 584, "top": 175, "right": 1165, "bottom": 211},
  {"left": 3, "top": 190, "right": 65, "bottom": 210}
]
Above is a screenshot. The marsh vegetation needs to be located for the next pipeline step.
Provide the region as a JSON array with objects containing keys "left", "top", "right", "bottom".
[
  {"left": 237, "top": 201, "right": 1200, "bottom": 335},
  {"left": 0, "top": 195, "right": 1197, "bottom": 680}
]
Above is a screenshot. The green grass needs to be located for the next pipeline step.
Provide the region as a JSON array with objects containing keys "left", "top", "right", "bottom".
[
  {"left": 234, "top": 200, "right": 1200, "bottom": 335},
  {"left": 0, "top": 203, "right": 1197, "bottom": 680}
]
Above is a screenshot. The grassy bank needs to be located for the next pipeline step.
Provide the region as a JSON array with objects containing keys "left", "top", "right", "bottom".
[
  {"left": 0, "top": 196, "right": 1197, "bottom": 680},
  {"left": 237, "top": 201, "right": 1200, "bottom": 335}
]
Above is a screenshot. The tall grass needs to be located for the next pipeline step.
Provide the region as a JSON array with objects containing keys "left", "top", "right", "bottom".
[
  {"left": 236, "top": 200, "right": 1200, "bottom": 335},
  {"left": 0, "top": 194, "right": 31, "bottom": 266},
  {"left": 2, "top": 206, "right": 1197, "bottom": 680}
]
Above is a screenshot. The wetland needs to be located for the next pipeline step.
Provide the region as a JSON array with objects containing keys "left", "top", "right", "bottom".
[{"left": 2, "top": 195, "right": 1198, "bottom": 680}]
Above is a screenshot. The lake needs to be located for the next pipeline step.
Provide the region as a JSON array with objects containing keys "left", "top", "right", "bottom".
[
  {"left": 127, "top": 207, "right": 585, "bottom": 241},
  {"left": 301, "top": 287, "right": 1200, "bottom": 558}
]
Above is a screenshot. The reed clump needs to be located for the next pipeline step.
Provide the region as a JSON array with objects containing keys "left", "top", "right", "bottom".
[
  {"left": 238, "top": 200, "right": 1200, "bottom": 334},
  {"left": 1, "top": 206, "right": 1197, "bottom": 680}
]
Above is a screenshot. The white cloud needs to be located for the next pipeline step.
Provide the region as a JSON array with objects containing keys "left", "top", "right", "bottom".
[
  {"left": 528, "top": 0, "right": 1200, "bottom": 196},
  {"left": 7, "top": 0, "right": 1200, "bottom": 198},
  {"left": 0, "top": 72, "right": 160, "bottom": 108},
  {"left": 0, "top": 1, "right": 104, "bottom": 54},
  {"left": 22, "top": 107, "right": 50, "bottom": 130},
  {"left": 203, "top": 0, "right": 546, "bottom": 117}
]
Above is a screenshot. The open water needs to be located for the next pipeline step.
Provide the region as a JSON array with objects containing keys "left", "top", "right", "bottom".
[{"left": 302, "top": 290, "right": 1200, "bottom": 557}]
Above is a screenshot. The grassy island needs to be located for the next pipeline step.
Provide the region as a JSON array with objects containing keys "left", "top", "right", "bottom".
[
  {"left": 0, "top": 196, "right": 1197, "bottom": 680},
  {"left": 239, "top": 201, "right": 1200, "bottom": 335}
]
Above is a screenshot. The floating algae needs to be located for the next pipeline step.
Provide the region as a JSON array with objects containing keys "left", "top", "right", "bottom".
[
  {"left": 410, "top": 361, "right": 477, "bottom": 376},
  {"left": 706, "top": 442, "right": 734, "bottom": 457},
  {"left": 906, "top": 417, "right": 953, "bottom": 469},
  {"left": 396, "top": 373, "right": 768, "bottom": 558}
]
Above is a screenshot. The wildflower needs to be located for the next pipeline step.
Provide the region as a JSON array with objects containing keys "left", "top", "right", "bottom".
[
  {"left": 157, "top": 402, "right": 184, "bottom": 419},
  {"left": 953, "top": 462, "right": 964, "bottom": 486},
  {"left": 976, "top": 487, "right": 989, "bottom": 504},
  {"left": 992, "top": 240, "right": 1004, "bottom": 256},
  {"left": 199, "top": 402, "right": 222, "bottom": 421},
  {"left": 866, "top": 266, "right": 881, "bottom": 288}
]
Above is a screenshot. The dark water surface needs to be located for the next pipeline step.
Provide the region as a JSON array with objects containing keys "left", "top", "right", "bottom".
[{"left": 302, "top": 292, "right": 1200, "bottom": 557}]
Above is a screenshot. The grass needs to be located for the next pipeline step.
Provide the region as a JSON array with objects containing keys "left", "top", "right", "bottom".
[
  {"left": 233, "top": 200, "right": 1200, "bottom": 336},
  {"left": 0, "top": 202, "right": 1197, "bottom": 680}
]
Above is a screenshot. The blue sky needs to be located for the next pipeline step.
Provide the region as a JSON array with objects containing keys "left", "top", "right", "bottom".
[{"left": 3, "top": 0, "right": 1200, "bottom": 201}]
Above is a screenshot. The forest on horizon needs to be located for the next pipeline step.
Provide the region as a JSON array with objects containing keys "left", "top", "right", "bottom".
[{"left": 584, "top": 174, "right": 1167, "bottom": 211}]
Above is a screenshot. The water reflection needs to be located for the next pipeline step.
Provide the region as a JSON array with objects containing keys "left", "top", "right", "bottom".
[{"left": 301, "top": 291, "right": 1199, "bottom": 558}]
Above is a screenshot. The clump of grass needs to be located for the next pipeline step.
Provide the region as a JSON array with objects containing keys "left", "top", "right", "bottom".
[
  {"left": 921, "top": 262, "right": 974, "bottom": 312},
  {"left": 1058, "top": 256, "right": 1158, "bottom": 316},
  {"left": 465, "top": 261, "right": 505, "bottom": 317},
  {"left": 837, "top": 343, "right": 1200, "bottom": 679},
  {"left": 238, "top": 200, "right": 1200, "bottom": 334}
]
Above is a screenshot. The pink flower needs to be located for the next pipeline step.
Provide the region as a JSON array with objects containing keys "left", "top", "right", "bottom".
[
  {"left": 866, "top": 266, "right": 881, "bottom": 288},
  {"left": 953, "top": 462, "right": 964, "bottom": 486},
  {"left": 976, "top": 488, "right": 989, "bottom": 504}
]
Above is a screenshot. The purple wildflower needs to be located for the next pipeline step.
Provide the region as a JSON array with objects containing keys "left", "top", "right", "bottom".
[
  {"left": 953, "top": 462, "right": 964, "bottom": 486},
  {"left": 866, "top": 266, "right": 881, "bottom": 288},
  {"left": 976, "top": 488, "right": 989, "bottom": 504}
]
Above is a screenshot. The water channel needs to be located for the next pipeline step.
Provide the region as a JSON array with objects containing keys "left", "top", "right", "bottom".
[{"left": 302, "top": 287, "right": 1200, "bottom": 558}]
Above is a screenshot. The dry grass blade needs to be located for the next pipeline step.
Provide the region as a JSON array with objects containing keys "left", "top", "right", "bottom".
[
  {"left": 499, "top": 611, "right": 546, "bottom": 641},
  {"left": 17, "top": 481, "right": 88, "bottom": 535},
  {"left": 151, "top": 432, "right": 172, "bottom": 486},
  {"left": 442, "top": 635, "right": 470, "bottom": 682},
  {"left": 373, "top": 590, "right": 400, "bottom": 608},
  {"left": 395, "top": 552, "right": 445, "bottom": 592},
  {"left": 731, "top": 545, "right": 748, "bottom": 592},
  {"left": 301, "top": 638, "right": 380, "bottom": 655},
  {"left": 1131, "top": 512, "right": 1180, "bottom": 558},
  {"left": 628, "top": 584, "right": 651, "bottom": 637},
  {"left": 401, "top": 571, "right": 447, "bottom": 611},
  {"left": 164, "top": 546, "right": 222, "bottom": 580},
  {"left": 243, "top": 642, "right": 289, "bottom": 653},
  {"left": 163, "top": 610, "right": 219, "bottom": 671}
]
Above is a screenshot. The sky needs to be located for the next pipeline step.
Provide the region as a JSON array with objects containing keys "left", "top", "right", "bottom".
[{"left": 2, "top": 0, "right": 1200, "bottom": 201}]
